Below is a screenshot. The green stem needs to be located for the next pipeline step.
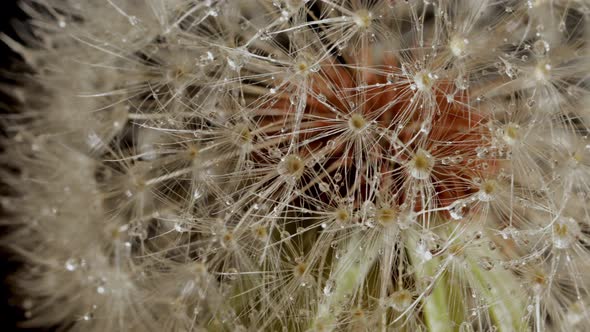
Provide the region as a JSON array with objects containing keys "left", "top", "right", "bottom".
[
  {"left": 406, "top": 235, "right": 459, "bottom": 332},
  {"left": 468, "top": 257, "right": 528, "bottom": 332},
  {"left": 313, "top": 233, "right": 382, "bottom": 331}
]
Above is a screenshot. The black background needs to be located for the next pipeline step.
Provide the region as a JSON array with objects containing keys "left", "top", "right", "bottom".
[{"left": 1, "top": 1, "right": 43, "bottom": 331}]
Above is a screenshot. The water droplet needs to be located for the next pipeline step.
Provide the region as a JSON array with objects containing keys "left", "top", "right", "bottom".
[
  {"left": 449, "top": 200, "right": 468, "bottom": 220},
  {"left": 174, "top": 221, "right": 189, "bottom": 233},
  {"left": 259, "top": 29, "right": 272, "bottom": 41},
  {"left": 323, "top": 280, "right": 334, "bottom": 296},
  {"left": 128, "top": 16, "right": 139, "bottom": 26},
  {"left": 239, "top": 20, "right": 249, "bottom": 30},
  {"left": 459, "top": 322, "right": 474, "bottom": 332},
  {"left": 416, "top": 239, "right": 432, "bottom": 262},
  {"left": 533, "top": 39, "right": 550, "bottom": 57},
  {"left": 526, "top": 98, "right": 536, "bottom": 108},
  {"left": 505, "top": 65, "right": 517, "bottom": 79},
  {"left": 420, "top": 121, "right": 431, "bottom": 134},
  {"left": 386, "top": 73, "right": 395, "bottom": 84},
  {"left": 455, "top": 77, "right": 469, "bottom": 90},
  {"left": 192, "top": 188, "right": 203, "bottom": 199},
  {"left": 270, "top": 147, "right": 282, "bottom": 158},
  {"left": 244, "top": 160, "right": 254, "bottom": 170},
  {"left": 226, "top": 267, "right": 239, "bottom": 280},
  {"left": 65, "top": 258, "right": 78, "bottom": 271},
  {"left": 500, "top": 226, "right": 518, "bottom": 240},
  {"left": 478, "top": 257, "right": 494, "bottom": 271},
  {"left": 475, "top": 146, "right": 488, "bottom": 159},
  {"left": 309, "top": 63, "right": 321, "bottom": 73},
  {"left": 227, "top": 54, "right": 244, "bottom": 71}
]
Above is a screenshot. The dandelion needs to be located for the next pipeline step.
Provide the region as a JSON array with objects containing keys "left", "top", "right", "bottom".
[{"left": 2, "top": 0, "right": 590, "bottom": 331}]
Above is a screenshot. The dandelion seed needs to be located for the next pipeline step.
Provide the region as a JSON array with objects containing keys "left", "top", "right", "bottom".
[
  {"left": 478, "top": 180, "right": 498, "bottom": 202},
  {"left": 502, "top": 123, "right": 522, "bottom": 146},
  {"left": 278, "top": 155, "right": 305, "bottom": 181},
  {"left": 413, "top": 71, "right": 435, "bottom": 91},
  {"left": 387, "top": 289, "right": 413, "bottom": 311},
  {"left": 352, "top": 10, "right": 373, "bottom": 29},
  {"left": 450, "top": 36, "right": 469, "bottom": 57},
  {"left": 552, "top": 217, "right": 581, "bottom": 250},
  {"left": 348, "top": 113, "right": 367, "bottom": 132},
  {"left": 376, "top": 207, "right": 397, "bottom": 226},
  {"left": 409, "top": 149, "right": 434, "bottom": 179}
]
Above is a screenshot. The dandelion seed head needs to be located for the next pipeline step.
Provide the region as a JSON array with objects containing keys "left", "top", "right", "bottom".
[{"left": 3, "top": 0, "right": 590, "bottom": 331}]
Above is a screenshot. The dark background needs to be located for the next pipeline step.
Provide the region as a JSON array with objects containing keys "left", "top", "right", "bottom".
[{"left": 1, "top": 1, "right": 42, "bottom": 331}]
